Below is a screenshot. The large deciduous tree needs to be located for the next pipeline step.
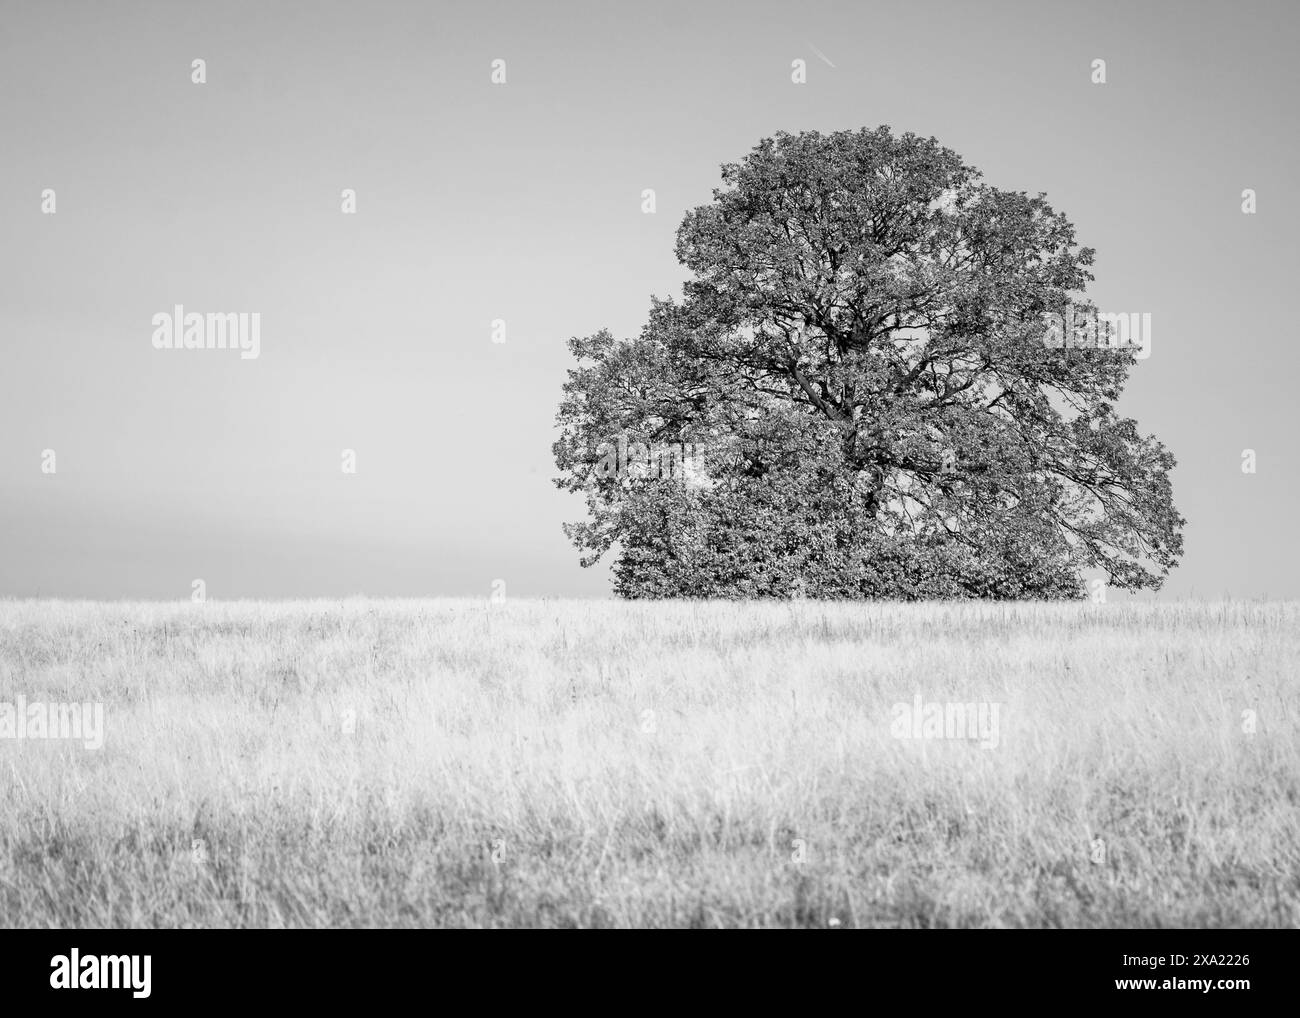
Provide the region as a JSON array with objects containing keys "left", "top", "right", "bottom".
[{"left": 553, "top": 127, "right": 1184, "bottom": 599}]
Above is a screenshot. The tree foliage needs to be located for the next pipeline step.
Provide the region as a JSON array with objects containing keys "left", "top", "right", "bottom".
[{"left": 553, "top": 127, "right": 1184, "bottom": 599}]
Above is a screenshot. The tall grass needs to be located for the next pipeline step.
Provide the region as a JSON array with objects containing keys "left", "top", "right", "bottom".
[{"left": 0, "top": 598, "right": 1296, "bottom": 927}]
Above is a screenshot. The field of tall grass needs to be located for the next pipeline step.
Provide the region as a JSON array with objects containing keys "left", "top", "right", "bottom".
[{"left": 0, "top": 598, "right": 1296, "bottom": 928}]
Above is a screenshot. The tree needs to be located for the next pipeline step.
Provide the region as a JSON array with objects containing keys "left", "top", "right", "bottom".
[{"left": 553, "top": 127, "right": 1184, "bottom": 599}]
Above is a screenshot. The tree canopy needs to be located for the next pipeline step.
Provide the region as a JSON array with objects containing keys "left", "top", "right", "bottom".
[{"left": 553, "top": 127, "right": 1184, "bottom": 599}]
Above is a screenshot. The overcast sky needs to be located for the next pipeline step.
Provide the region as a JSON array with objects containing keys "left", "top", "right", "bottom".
[{"left": 2, "top": 0, "right": 1297, "bottom": 599}]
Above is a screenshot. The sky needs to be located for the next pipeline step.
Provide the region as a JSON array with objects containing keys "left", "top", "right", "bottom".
[{"left": 1, "top": 0, "right": 1297, "bottom": 599}]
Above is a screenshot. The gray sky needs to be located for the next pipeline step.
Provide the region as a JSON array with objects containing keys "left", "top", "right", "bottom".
[{"left": 2, "top": 0, "right": 1297, "bottom": 599}]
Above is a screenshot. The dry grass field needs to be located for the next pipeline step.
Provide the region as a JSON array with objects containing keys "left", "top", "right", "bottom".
[{"left": 0, "top": 598, "right": 1296, "bottom": 928}]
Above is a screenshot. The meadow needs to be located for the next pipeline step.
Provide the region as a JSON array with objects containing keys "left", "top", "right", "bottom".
[{"left": 0, "top": 598, "right": 1296, "bottom": 928}]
